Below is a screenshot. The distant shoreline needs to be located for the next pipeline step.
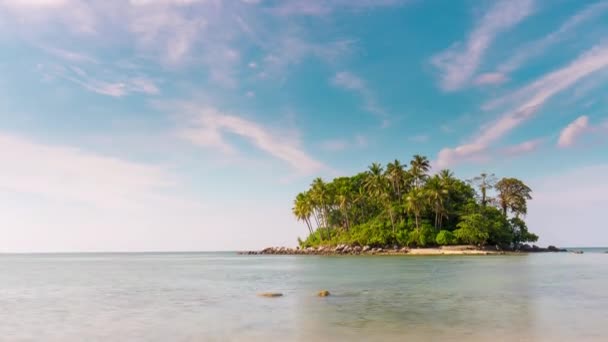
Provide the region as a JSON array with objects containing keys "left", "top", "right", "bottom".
[{"left": 239, "top": 244, "right": 573, "bottom": 256}]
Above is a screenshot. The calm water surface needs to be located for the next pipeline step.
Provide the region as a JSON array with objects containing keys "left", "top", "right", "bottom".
[{"left": 1, "top": 250, "right": 607, "bottom": 341}]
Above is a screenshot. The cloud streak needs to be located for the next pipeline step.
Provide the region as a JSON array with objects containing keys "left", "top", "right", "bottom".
[
  {"left": 176, "top": 106, "right": 325, "bottom": 175},
  {"left": 436, "top": 44, "right": 608, "bottom": 168},
  {"left": 497, "top": 1, "right": 608, "bottom": 76},
  {"left": 431, "top": 0, "right": 534, "bottom": 91},
  {"left": 271, "top": 0, "right": 405, "bottom": 16}
]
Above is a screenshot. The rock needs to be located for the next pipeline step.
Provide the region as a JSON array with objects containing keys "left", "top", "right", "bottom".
[
  {"left": 400, "top": 247, "right": 409, "bottom": 253},
  {"left": 362, "top": 246, "right": 371, "bottom": 253},
  {"left": 317, "top": 290, "right": 330, "bottom": 297},
  {"left": 258, "top": 292, "right": 283, "bottom": 298},
  {"left": 376, "top": 248, "right": 383, "bottom": 253}
]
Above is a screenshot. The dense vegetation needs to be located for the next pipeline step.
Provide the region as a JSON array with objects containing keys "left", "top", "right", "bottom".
[{"left": 293, "top": 155, "right": 538, "bottom": 249}]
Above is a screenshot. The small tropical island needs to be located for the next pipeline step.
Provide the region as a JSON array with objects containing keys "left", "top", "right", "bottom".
[{"left": 249, "top": 155, "right": 568, "bottom": 256}]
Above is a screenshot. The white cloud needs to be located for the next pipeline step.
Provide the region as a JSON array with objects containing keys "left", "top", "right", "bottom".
[
  {"left": 431, "top": 0, "right": 534, "bottom": 91},
  {"left": 436, "top": 44, "right": 608, "bottom": 168},
  {"left": 176, "top": 106, "right": 325, "bottom": 175},
  {"left": 556, "top": 115, "right": 608, "bottom": 148},
  {"left": 558, "top": 116, "right": 589, "bottom": 148},
  {"left": 0, "top": 133, "right": 174, "bottom": 209},
  {"left": 435, "top": 143, "right": 487, "bottom": 169},
  {"left": 331, "top": 71, "right": 387, "bottom": 123}
]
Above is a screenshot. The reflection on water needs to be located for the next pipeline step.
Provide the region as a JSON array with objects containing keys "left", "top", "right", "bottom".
[{"left": 1, "top": 252, "right": 607, "bottom": 341}]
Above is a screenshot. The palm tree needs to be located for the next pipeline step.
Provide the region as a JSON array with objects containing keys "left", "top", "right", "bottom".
[
  {"left": 405, "top": 188, "right": 425, "bottom": 230},
  {"left": 439, "top": 169, "right": 455, "bottom": 187},
  {"left": 468, "top": 173, "right": 497, "bottom": 206},
  {"left": 410, "top": 155, "right": 430, "bottom": 188},
  {"left": 311, "top": 178, "right": 331, "bottom": 239},
  {"left": 425, "top": 176, "right": 448, "bottom": 230},
  {"left": 495, "top": 178, "right": 532, "bottom": 217},
  {"left": 386, "top": 159, "right": 407, "bottom": 199},
  {"left": 364, "top": 163, "right": 396, "bottom": 235},
  {"left": 293, "top": 193, "right": 313, "bottom": 235}
]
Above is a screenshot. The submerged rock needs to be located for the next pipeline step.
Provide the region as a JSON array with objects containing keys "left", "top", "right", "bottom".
[
  {"left": 258, "top": 292, "right": 283, "bottom": 298},
  {"left": 317, "top": 290, "right": 330, "bottom": 297}
]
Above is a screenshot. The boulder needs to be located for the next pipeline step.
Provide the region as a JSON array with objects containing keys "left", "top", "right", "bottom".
[
  {"left": 362, "top": 246, "right": 371, "bottom": 253},
  {"left": 317, "top": 290, "right": 330, "bottom": 297},
  {"left": 258, "top": 292, "right": 283, "bottom": 298}
]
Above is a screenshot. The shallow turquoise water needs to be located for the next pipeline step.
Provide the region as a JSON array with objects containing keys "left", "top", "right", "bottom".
[{"left": 1, "top": 251, "right": 607, "bottom": 341}]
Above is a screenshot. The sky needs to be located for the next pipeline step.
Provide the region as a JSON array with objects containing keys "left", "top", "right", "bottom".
[{"left": 1, "top": 0, "right": 607, "bottom": 252}]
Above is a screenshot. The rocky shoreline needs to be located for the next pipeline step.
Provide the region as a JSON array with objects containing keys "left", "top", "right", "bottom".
[{"left": 238, "top": 244, "right": 568, "bottom": 256}]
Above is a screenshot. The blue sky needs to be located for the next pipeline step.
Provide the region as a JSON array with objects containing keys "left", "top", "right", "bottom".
[{"left": 1, "top": 0, "right": 607, "bottom": 252}]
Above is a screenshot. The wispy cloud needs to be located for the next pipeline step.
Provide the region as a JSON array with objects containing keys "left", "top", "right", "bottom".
[
  {"left": 496, "top": 1, "right": 608, "bottom": 76},
  {"left": 42, "top": 46, "right": 98, "bottom": 64},
  {"left": 431, "top": 0, "right": 534, "bottom": 91},
  {"left": 502, "top": 138, "right": 543, "bottom": 156},
  {"left": 1, "top": 0, "right": 366, "bottom": 90},
  {"left": 175, "top": 105, "right": 325, "bottom": 175},
  {"left": 261, "top": 38, "right": 354, "bottom": 81},
  {"left": 474, "top": 72, "right": 508, "bottom": 86},
  {"left": 39, "top": 64, "right": 160, "bottom": 97},
  {"left": 271, "top": 0, "right": 405, "bottom": 16},
  {"left": 331, "top": 71, "right": 388, "bottom": 125},
  {"left": 436, "top": 44, "right": 608, "bottom": 168},
  {"left": 558, "top": 116, "right": 589, "bottom": 148},
  {"left": 557, "top": 115, "right": 608, "bottom": 148}
]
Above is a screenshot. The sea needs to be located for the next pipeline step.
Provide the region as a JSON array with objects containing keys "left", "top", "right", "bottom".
[{"left": 1, "top": 248, "right": 607, "bottom": 341}]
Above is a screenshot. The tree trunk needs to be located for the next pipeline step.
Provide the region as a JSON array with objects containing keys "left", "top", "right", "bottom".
[
  {"left": 388, "top": 207, "right": 396, "bottom": 236},
  {"left": 305, "top": 218, "right": 313, "bottom": 235}
]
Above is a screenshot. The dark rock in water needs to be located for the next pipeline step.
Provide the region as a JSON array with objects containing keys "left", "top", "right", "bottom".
[
  {"left": 547, "top": 245, "right": 567, "bottom": 252},
  {"left": 258, "top": 292, "right": 283, "bottom": 298},
  {"left": 317, "top": 290, "right": 330, "bottom": 297}
]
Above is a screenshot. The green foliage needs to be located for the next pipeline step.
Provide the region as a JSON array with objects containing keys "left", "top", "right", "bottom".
[
  {"left": 454, "top": 212, "right": 490, "bottom": 245},
  {"left": 509, "top": 217, "right": 538, "bottom": 246},
  {"left": 436, "top": 230, "right": 457, "bottom": 245},
  {"left": 292, "top": 156, "right": 538, "bottom": 249}
]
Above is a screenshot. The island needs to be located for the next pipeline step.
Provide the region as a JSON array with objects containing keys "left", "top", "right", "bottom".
[{"left": 246, "top": 155, "right": 567, "bottom": 256}]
